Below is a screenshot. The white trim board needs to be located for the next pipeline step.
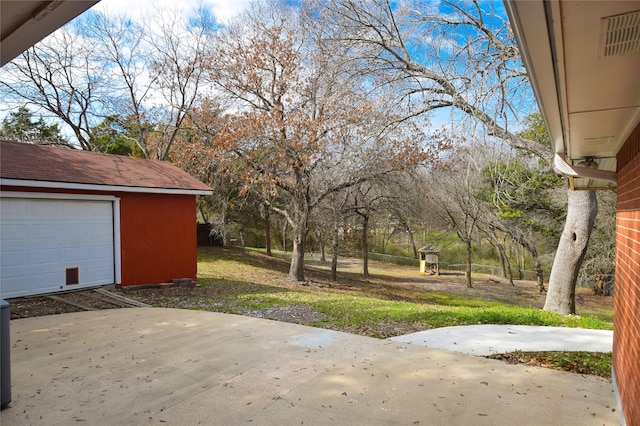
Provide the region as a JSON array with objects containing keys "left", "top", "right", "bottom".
[{"left": 1, "top": 178, "right": 212, "bottom": 196}]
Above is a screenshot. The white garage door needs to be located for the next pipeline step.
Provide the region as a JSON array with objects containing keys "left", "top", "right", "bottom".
[{"left": 1, "top": 196, "right": 115, "bottom": 298}]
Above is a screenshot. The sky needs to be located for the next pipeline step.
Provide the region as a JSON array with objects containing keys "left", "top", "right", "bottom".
[
  {"left": 0, "top": 0, "right": 253, "bottom": 127},
  {"left": 1, "top": 0, "right": 524, "bottom": 141},
  {"left": 92, "top": 0, "right": 253, "bottom": 24}
]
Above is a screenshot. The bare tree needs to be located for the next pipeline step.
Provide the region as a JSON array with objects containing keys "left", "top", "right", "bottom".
[
  {"left": 580, "top": 191, "right": 616, "bottom": 295},
  {"left": 312, "top": 189, "right": 352, "bottom": 281},
  {"left": 348, "top": 182, "right": 384, "bottom": 278},
  {"left": 205, "top": 2, "right": 435, "bottom": 281},
  {"left": 0, "top": 26, "right": 107, "bottom": 150},
  {"left": 478, "top": 155, "right": 565, "bottom": 292},
  {"left": 142, "top": 7, "right": 213, "bottom": 160},
  {"left": 428, "top": 146, "right": 484, "bottom": 288},
  {"left": 311, "top": 0, "right": 597, "bottom": 313},
  {"left": 382, "top": 172, "right": 436, "bottom": 259},
  {"left": 0, "top": 8, "right": 212, "bottom": 160},
  {"left": 476, "top": 221, "right": 515, "bottom": 286}
]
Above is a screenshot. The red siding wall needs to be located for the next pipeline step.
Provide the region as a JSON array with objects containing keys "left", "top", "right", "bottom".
[
  {"left": 615, "top": 123, "right": 640, "bottom": 425},
  {"left": 0, "top": 185, "right": 199, "bottom": 288},
  {"left": 118, "top": 192, "right": 198, "bottom": 286}
]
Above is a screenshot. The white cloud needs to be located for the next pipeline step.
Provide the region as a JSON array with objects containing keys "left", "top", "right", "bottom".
[
  {"left": 0, "top": 0, "right": 252, "bottom": 136},
  {"left": 92, "top": 0, "right": 252, "bottom": 24},
  {"left": 208, "top": 0, "right": 254, "bottom": 23}
]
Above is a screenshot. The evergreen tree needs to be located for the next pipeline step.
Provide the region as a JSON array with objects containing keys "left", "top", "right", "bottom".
[{"left": 0, "top": 106, "right": 69, "bottom": 146}]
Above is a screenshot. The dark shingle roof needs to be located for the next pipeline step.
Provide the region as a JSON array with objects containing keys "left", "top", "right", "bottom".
[{"left": 0, "top": 140, "right": 212, "bottom": 193}]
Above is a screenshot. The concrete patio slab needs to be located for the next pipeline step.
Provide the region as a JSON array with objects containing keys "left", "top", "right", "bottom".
[
  {"left": 389, "top": 324, "right": 614, "bottom": 356},
  {"left": 0, "top": 308, "right": 618, "bottom": 425}
]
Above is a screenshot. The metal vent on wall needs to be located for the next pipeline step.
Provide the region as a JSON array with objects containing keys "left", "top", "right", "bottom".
[
  {"left": 585, "top": 136, "right": 614, "bottom": 147},
  {"left": 66, "top": 267, "right": 80, "bottom": 285},
  {"left": 600, "top": 10, "right": 640, "bottom": 57}
]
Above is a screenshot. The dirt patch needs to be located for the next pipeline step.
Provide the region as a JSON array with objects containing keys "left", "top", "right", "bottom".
[
  {"left": 489, "top": 351, "right": 612, "bottom": 378},
  {"left": 8, "top": 296, "right": 83, "bottom": 319},
  {"left": 240, "top": 304, "right": 328, "bottom": 323},
  {"left": 325, "top": 320, "right": 430, "bottom": 339}
]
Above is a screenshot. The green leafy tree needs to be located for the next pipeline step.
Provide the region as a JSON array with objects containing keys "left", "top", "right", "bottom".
[
  {"left": 91, "top": 116, "right": 146, "bottom": 157},
  {"left": 477, "top": 112, "right": 564, "bottom": 291},
  {"left": 516, "top": 112, "right": 553, "bottom": 151},
  {"left": 0, "top": 106, "right": 69, "bottom": 146},
  {"left": 479, "top": 158, "right": 564, "bottom": 291}
]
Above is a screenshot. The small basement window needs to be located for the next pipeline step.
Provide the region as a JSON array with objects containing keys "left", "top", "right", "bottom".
[{"left": 66, "top": 267, "right": 80, "bottom": 285}]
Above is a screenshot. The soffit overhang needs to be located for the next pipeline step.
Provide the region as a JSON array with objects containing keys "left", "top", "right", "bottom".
[
  {"left": 505, "top": 0, "right": 640, "bottom": 190},
  {"left": 1, "top": 1, "right": 99, "bottom": 66}
]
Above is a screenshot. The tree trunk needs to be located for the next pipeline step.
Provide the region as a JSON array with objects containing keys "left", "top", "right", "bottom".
[
  {"left": 282, "top": 220, "right": 287, "bottom": 253},
  {"left": 362, "top": 213, "right": 369, "bottom": 278},
  {"left": 465, "top": 240, "right": 473, "bottom": 288},
  {"left": 504, "top": 254, "right": 514, "bottom": 287},
  {"left": 489, "top": 227, "right": 511, "bottom": 284},
  {"left": 407, "top": 226, "right": 418, "bottom": 259},
  {"left": 289, "top": 223, "right": 306, "bottom": 281},
  {"left": 498, "top": 242, "right": 515, "bottom": 286},
  {"left": 532, "top": 250, "right": 545, "bottom": 293},
  {"left": 498, "top": 247, "right": 506, "bottom": 278},
  {"left": 516, "top": 244, "right": 523, "bottom": 279},
  {"left": 503, "top": 236, "right": 514, "bottom": 286},
  {"left": 265, "top": 208, "right": 272, "bottom": 256},
  {"left": 331, "top": 219, "right": 339, "bottom": 281},
  {"left": 519, "top": 239, "right": 546, "bottom": 293},
  {"left": 543, "top": 190, "right": 598, "bottom": 314},
  {"left": 222, "top": 210, "right": 231, "bottom": 246},
  {"left": 533, "top": 253, "right": 547, "bottom": 293}
]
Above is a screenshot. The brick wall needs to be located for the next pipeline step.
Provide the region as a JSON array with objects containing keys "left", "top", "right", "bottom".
[{"left": 614, "top": 122, "right": 640, "bottom": 425}]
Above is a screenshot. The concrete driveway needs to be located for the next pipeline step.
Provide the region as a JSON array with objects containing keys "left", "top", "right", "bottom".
[
  {"left": 1, "top": 308, "right": 618, "bottom": 425},
  {"left": 390, "top": 324, "right": 613, "bottom": 356}
]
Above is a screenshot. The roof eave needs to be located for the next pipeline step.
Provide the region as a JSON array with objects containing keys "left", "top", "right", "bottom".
[
  {"left": 1, "top": 1, "right": 100, "bottom": 66},
  {"left": 0, "top": 178, "right": 213, "bottom": 196},
  {"left": 504, "top": 0, "right": 566, "bottom": 160}
]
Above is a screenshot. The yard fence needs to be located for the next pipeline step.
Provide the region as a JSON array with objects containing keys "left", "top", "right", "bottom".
[
  {"left": 445, "top": 263, "right": 549, "bottom": 282},
  {"left": 344, "top": 250, "right": 548, "bottom": 282},
  {"left": 261, "top": 248, "right": 609, "bottom": 289}
]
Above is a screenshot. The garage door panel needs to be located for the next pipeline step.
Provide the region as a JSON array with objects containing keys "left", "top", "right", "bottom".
[
  {"left": 1, "top": 250, "right": 29, "bottom": 269},
  {"left": 92, "top": 223, "right": 113, "bottom": 238},
  {"left": 61, "top": 223, "right": 88, "bottom": 239},
  {"left": 30, "top": 200, "right": 59, "bottom": 217},
  {"left": 90, "top": 244, "right": 114, "bottom": 259},
  {"left": 31, "top": 270, "right": 61, "bottom": 284},
  {"left": 86, "top": 202, "right": 112, "bottom": 218},
  {"left": 1, "top": 223, "right": 28, "bottom": 243},
  {"left": 30, "top": 248, "right": 60, "bottom": 266},
  {"left": 1, "top": 197, "right": 115, "bottom": 297},
  {"left": 60, "top": 202, "right": 86, "bottom": 217},
  {"left": 28, "top": 264, "right": 60, "bottom": 279},
  {"left": 31, "top": 223, "right": 60, "bottom": 240},
  {"left": 1, "top": 199, "right": 27, "bottom": 218},
  {"left": 62, "top": 247, "right": 86, "bottom": 263},
  {"left": 1, "top": 276, "right": 29, "bottom": 295},
  {"left": 86, "top": 267, "right": 114, "bottom": 283}
]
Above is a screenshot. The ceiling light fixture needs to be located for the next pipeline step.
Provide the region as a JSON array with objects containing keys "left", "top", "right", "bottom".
[{"left": 578, "top": 157, "right": 599, "bottom": 169}]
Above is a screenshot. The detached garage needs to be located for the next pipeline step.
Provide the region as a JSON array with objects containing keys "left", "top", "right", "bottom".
[{"left": 0, "top": 140, "right": 212, "bottom": 298}]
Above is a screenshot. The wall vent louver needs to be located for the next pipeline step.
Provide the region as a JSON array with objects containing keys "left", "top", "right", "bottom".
[
  {"left": 600, "top": 10, "right": 640, "bottom": 57},
  {"left": 585, "top": 136, "right": 614, "bottom": 147}
]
